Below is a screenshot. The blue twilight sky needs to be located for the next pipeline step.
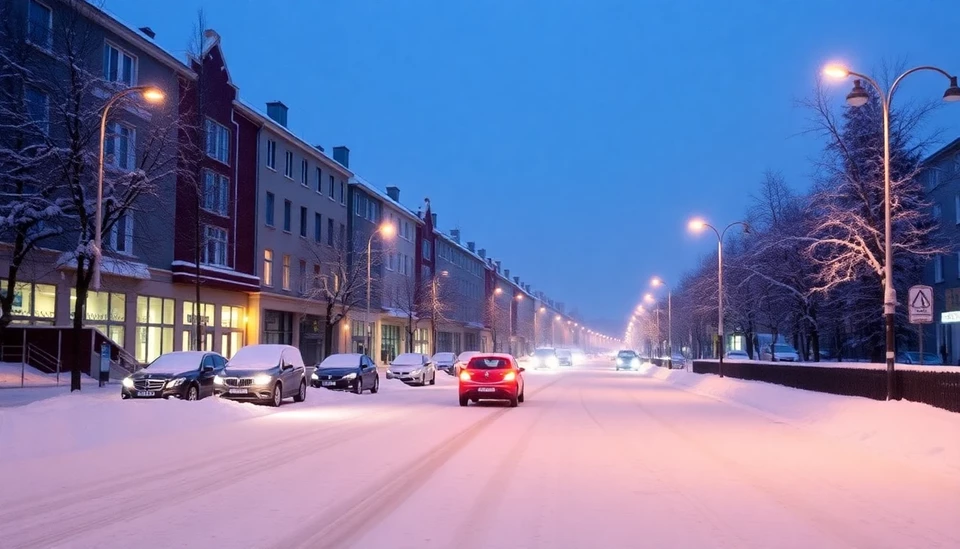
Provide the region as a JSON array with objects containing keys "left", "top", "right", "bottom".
[{"left": 109, "top": 0, "right": 960, "bottom": 335}]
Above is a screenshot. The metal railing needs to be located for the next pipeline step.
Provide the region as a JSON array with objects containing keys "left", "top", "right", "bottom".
[{"left": 0, "top": 342, "right": 63, "bottom": 388}]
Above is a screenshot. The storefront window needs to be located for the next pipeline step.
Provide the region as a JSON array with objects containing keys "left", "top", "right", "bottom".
[
  {"left": 414, "top": 328, "right": 429, "bottom": 354},
  {"left": 262, "top": 310, "right": 293, "bottom": 345},
  {"left": 182, "top": 301, "right": 215, "bottom": 351},
  {"left": 220, "top": 305, "right": 245, "bottom": 358},
  {"left": 381, "top": 325, "right": 400, "bottom": 362},
  {"left": 135, "top": 296, "right": 175, "bottom": 363},
  {"left": 221, "top": 305, "right": 243, "bottom": 329},
  {"left": 70, "top": 289, "right": 125, "bottom": 343},
  {"left": 0, "top": 280, "right": 56, "bottom": 325}
]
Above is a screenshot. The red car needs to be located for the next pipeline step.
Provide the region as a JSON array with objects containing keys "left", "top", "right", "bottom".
[{"left": 458, "top": 353, "right": 525, "bottom": 407}]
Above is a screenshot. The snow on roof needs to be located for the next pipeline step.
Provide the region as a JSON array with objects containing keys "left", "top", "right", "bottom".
[
  {"left": 144, "top": 352, "right": 207, "bottom": 374},
  {"left": 349, "top": 174, "right": 423, "bottom": 223},
  {"left": 57, "top": 253, "right": 151, "bottom": 280},
  {"left": 392, "top": 353, "right": 425, "bottom": 365},
  {"left": 433, "top": 229, "right": 487, "bottom": 266},
  {"left": 318, "top": 354, "right": 363, "bottom": 368},
  {"left": 227, "top": 345, "right": 292, "bottom": 368}
]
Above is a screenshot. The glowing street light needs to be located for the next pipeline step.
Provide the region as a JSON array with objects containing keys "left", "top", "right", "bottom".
[
  {"left": 365, "top": 222, "right": 396, "bottom": 353},
  {"left": 651, "top": 276, "right": 673, "bottom": 365}
]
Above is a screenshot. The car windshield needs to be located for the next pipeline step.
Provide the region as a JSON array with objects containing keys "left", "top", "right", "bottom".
[
  {"left": 557, "top": 350, "right": 572, "bottom": 357},
  {"left": 774, "top": 345, "right": 796, "bottom": 352},
  {"left": 903, "top": 352, "right": 942, "bottom": 364},
  {"left": 319, "top": 354, "right": 362, "bottom": 368},
  {"left": 618, "top": 351, "right": 636, "bottom": 358},
  {"left": 534, "top": 349, "right": 555, "bottom": 357},
  {"left": 468, "top": 357, "right": 512, "bottom": 369},
  {"left": 392, "top": 353, "right": 423, "bottom": 366},
  {"left": 457, "top": 352, "right": 480, "bottom": 362},
  {"left": 432, "top": 353, "right": 456, "bottom": 362},
  {"left": 144, "top": 352, "right": 204, "bottom": 374}
]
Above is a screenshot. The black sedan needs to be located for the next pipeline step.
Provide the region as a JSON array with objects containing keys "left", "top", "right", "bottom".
[
  {"left": 121, "top": 351, "right": 226, "bottom": 400},
  {"left": 311, "top": 353, "right": 380, "bottom": 394}
]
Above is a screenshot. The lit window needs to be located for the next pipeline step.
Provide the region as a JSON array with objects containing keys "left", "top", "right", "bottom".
[
  {"left": 282, "top": 254, "right": 291, "bottom": 290},
  {"left": 27, "top": 1, "right": 52, "bottom": 49},
  {"left": 103, "top": 42, "right": 137, "bottom": 86},
  {"left": 263, "top": 250, "right": 274, "bottom": 286}
]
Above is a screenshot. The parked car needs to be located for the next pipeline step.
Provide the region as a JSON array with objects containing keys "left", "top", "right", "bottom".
[
  {"left": 214, "top": 344, "right": 307, "bottom": 406},
  {"left": 615, "top": 350, "right": 640, "bottom": 371},
  {"left": 896, "top": 352, "right": 943, "bottom": 365},
  {"left": 458, "top": 353, "right": 525, "bottom": 407},
  {"left": 432, "top": 352, "right": 460, "bottom": 376},
  {"left": 725, "top": 350, "right": 750, "bottom": 360},
  {"left": 531, "top": 348, "right": 559, "bottom": 369},
  {"left": 668, "top": 353, "right": 687, "bottom": 369},
  {"left": 386, "top": 353, "right": 437, "bottom": 385},
  {"left": 455, "top": 351, "right": 482, "bottom": 375},
  {"left": 556, "top": 349, "right": 574, "bottom": 367},
  {"left": 311, "top": 353, "right": 379, "bottom": 394},
  {"left": 759, "top": 344, "right": 801, "bottom": 362},
  {"left": 121, "top": 351, "right": 226, "bottom": 400}
]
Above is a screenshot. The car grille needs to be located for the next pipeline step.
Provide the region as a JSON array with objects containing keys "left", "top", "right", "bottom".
[
  {"left": 134, "top": 379, "right": 166, "bottom": 390},
  {"left": 224, "top": 378, "right": 254, "bottom": 387}
]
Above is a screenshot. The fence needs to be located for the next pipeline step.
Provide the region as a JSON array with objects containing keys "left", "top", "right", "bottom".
[{"left": 690, "top": 360, "right": 960, "bottom": 413}]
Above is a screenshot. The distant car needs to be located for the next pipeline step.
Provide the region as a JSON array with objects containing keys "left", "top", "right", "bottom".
[
  {"left": 386, "top": 353, "right": 437, "bottom": 386},
  {"left": 570, "top": 348, "right": 586, "bottom": 365},
  {"left": 556, "top": 349, "right": 574, "bottom": 367},
  {"left": 668, "top": 353, "right": 687, "bottom": 369},
  {"left": 215, "top": 344, "right": 307, "bottom": 406},
  {"left": 532, "top": 348, "right": 559, "bottom": 369},
  {"left": 121, "top": 351, "right": 226, "bottom": 400},
  {"left": 432, "top": 352, "right": 459, "bottom": 376},
  {"left": 455, "top": 351, "right": 482, "bottom": 375},
  {"left": 311, "top": 353, "right": 379, "bottom": 394},
  {"left": 615, "top": 350, "right": 640, "bottom": 371},
  {"left": 896, "top": 352, "right": 943, "bottom": 365},
  {"left": 458, "top": 353, "right": 525, "bottom": 407},
  {"left": 759, "top": 344, "right": 800, "bottom": 362},
  {"left": 725, "top": 350, "right": 750, "bottom": 360}
]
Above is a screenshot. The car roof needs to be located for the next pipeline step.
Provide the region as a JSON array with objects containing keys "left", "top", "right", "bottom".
[{"left": 468, "top": 353, "right": 514, "bottom": 360}]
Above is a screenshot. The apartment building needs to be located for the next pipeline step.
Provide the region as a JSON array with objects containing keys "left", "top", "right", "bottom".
[
  {"left": 375, "top": 185, "right": 423, "bottom": 361},
  {"left": 434, "top": 231, "right": 488, "bottom": 354}
]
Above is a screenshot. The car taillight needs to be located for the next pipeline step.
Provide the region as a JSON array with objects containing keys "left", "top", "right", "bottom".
[
  {"left": 459, "top": 371, "right": 471, "bottom": 381},
  {"left": 503, "top": 371, "right": 516, "bottom": 382}
]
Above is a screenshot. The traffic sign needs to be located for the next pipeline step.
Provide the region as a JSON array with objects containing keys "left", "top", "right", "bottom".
[{"left": 908, "top": 285, "right": 933, "bottom": 324}]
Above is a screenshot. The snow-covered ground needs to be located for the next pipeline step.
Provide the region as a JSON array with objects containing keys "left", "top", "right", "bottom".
[
  {"left": 0, "top": 361, "right": 957, "bottom": 548},
  {"left": 0, "top": 361, "right": 74, "bottom": 388},
  {"left": 718, "top": 357, "right": 960, "bottom": 373}
]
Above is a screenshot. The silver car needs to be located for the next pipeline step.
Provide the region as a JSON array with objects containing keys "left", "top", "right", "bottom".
[{"left": 386, "top": 353, "right": 437, "bottom": 386}]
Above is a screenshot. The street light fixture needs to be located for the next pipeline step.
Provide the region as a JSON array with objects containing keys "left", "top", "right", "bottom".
[
  {"left": 430, "top": 270, "right": 449, "bottom": 354},
  {"left": 651, "top": 276, "right": 673, "bottom": 366},
  {"left": 365, "top": 222, "right": 396, "bottom": 355},
  {"left": 93, "top": 85, "right": 166, "bottom": 291},
  {"left": 822, "top": 61, "right": 960, "bottom": 399}
]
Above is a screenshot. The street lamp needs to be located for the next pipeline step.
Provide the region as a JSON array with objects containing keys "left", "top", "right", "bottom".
[
  {"left": 651, "top": 276, "right": 672, "bottom": 366},
  {"left": 689, "top": 217, "right": 749, "bottom": 377},
  {"left": 643, "top": 292, "right": 663, "bottom": 358},
  {"left": 823, "top": 63, "right": 960, "bottom": 399},
  {"left": 365, "top": 222, "right": 396, "bottom": 355},
  {"left": 92, "top": 85, "right": 166, "bottom": 291},
  {"left": 430, "top": 270, "right": 449, "bottom": 354}
]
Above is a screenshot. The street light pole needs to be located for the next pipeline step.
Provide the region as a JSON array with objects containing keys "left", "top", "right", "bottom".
[
  {"left": 93, "top": 86, "right": 165, "bottom": 291},
  {"left": 365, "top": 223, "right": 395, "bottom": 357},
  {"left": 823, "top": 64, "right": 960, "bottom": 400}
]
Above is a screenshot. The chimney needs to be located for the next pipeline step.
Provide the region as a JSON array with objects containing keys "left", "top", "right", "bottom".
[
  {"left": 495, "top": 261, "right": 501, "bottom": 273},
  {"left": 467, "top": 241, "right": 476, "bottom": 252},
  {"left": 450, "top": 229, "right": 460, "bottom": 243},
  {"left": 333, "top": 146, "right": 350, "bottom": 168},
  {"left": 386, "top": 186, "right": 400, "bottom": 201},
  {"left": 266, "top": 101, "right": 288, "bottom": 127},
  {"left": 504, "top": 269, "right": 510, "bottom": 279},
  {"left": 514, "top": 276, "right": 520, "bottom": 285},
  {"left": 314, "top": 144, "right": 325, "bottom": 153},
  {"left": 431, "top": 213, "right": 437, "bottom": 226},
  {"left": 139, "top": 27, "right": 156, "bottom": 39},
  {"left": 478, "top": 249, "right": 486, "bottom": 259}
]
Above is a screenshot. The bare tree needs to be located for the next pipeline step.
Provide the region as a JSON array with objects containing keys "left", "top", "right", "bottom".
[{"left": 387, "top": 275, "right": 428, "bottom": 353}]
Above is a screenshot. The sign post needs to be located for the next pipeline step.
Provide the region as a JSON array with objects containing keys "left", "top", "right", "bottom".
[
  {"left": 908, "top": 285, "right": 934, "bottom": 366},
  {"left": 98, "top": 343, "right": 111, "bottom": 387}
]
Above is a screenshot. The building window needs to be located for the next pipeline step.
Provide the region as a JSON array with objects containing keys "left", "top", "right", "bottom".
[
  {"left": 935, "top": 255, "right": 944, "bottom": 283},
  {"left": 354, "top": 194, "right": 363, "bottom": 216},
  {"left": 265, "top": 192, "right": 275, "bottom": 226},
  {"left": 314, "top": 213, "right": 322, "bottom": 242},
  {"left": 135, "top": 296, "right": 174, "bottom": 363},
  {"left": 316, "top": 167, "right": 323, "bottom": 193},
  {"left": 423, "top": 239, "right": 432, "bottom": 260},
  {"left": 299, "top": 206, "right": 308, "bottom": 237},
  {"left": 298, "top": 260, "right": 307, "bottom": 294},
  {"left": 0, "top": 280, "right": 56, "bottom": 325},
  {"left": 263, "top": 249, "right": 274, "bottom": 286},
  {"left": 266, "top": 139, "right": 277, "bottom": 170},
  {"left": 339, "top": 223, "right": 345, "bottom": 250},
  {"left": 182, "top": 301, "right": 214, "bottom": 351},
  {"left": 282, "top": 254, "right": 291, "bottom": 290},
  {"left": 387, "top": 253, "right": 396, "bottom": 271},
  {"left": 204, "top": 119, "right": 230, "bottom": 164},
  {"left": 284, "top": 151, "right": 294, "bottom": 179},
  {"left": 329, "top": 175, "right": 335, "bottom": 199},
  {"left": 262, "top": 310, "right": 293, "bottom": 345},
  {"left": 301, "top": 159, "right": 309, "bottom": 186},
  {"left": 110, "top": 211, "right": 134, "bottom": 255},
  {"left": 313, "top": 264, "right": 321, "bottom": 289},
  {"left": 25, "top": 86, "right": 49, "bottom": 135},
  {"left": 934, "top": 203, "right": 942, "bottom": 219},
  {"left": 339, "top": 181, "right": 345, "bottom": 205},
  {"left": 27, "top": 0, "right": 52, "bottom": 49},
  {"left": 327, "top": 218, "right": 334, "bottom": 246},
  {"left": 203, "top": 226, "right": 228, "bottom": 266},
  {"left": 381, "top": 325, "right": 400, "bottom": 362},
  {"left": 283, "top": 200, "right": 292, "bottom": 232},
  {"left": 414, "top": 328, "right": 429, "bottom": 354},
  {"left": 70, "top": 290, "right": 125, "bottom": 344},
  {"left": 220, "top": 305, "right": 245, "bottom": 359},
  {"left": 398, "top": 253, "right": 408, "bottom": 276},
  {"left": 105, "top": 122, "right": 135, "bottom": 170},
  {"left": 103, "top": 42, "right": 137, "bottom": 86},
  {"left": 203, "top": 170, "right": 229, "bottom": 215}
]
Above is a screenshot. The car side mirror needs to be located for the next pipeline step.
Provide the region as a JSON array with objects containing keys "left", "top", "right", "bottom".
[
  {"left": 202, "top": 365, "right": 214, "bottom": 373},
  {"left": 518, "top": 367, "right": 525, "bottom": 373}
]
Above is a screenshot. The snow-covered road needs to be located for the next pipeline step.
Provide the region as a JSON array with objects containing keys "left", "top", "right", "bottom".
[{"left": 1, "top": 361, "right": 957, "bottom": 549}]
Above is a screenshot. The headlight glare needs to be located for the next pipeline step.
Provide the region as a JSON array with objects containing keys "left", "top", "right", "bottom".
[
  {"left": 122, "top": 377, "right": 134, "bottom": 388},
  {"left": 166, "top": 377, "right": 185, "bottom": 388},
  {"left": 252, "top": 374, "right": 273, "bottom": 386},
  {"left": 214, "top": 375, "right": 224, "bottom": 385},
  {"left": 342, "top": 372, "right": 357, "bottom": 380}
]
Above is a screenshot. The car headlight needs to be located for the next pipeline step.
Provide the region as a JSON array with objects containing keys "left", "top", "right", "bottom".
[
  {"left": 252, "top": 374, "right": 273, "bottom": 386},
  {"left": 547, "top": 357, "right": 558, "bottom": 367},
  {"left": 311, "top": 372, "right": 319, "bottom": 380},
  {"left": 214, "top": 375, "right": 224, "bottom": 385},
  {"left": 616, "top": 358, "right": 625, "bottom": 364},
  {"left": 166, "top": 378, "right": 185, "bottom": 388},
  {"left": 411, "top": 369, "right": 422, "bottom": 375},
  {"left": 342, "top": 372, "right": 357, "bottom": 380},
  {"left": 631, "top": 358, "right": 640, "bottom": 367},
  {"left": 122, "top": 377, "right": 134, "bottom": 388}
]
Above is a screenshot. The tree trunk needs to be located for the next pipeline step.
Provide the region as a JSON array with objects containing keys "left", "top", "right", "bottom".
[
  {"left": 71, "top": 256, "right": 91, "bottom": 391},
  {"left": 323, "top": 321, "right": 335, "bottom": 357}
]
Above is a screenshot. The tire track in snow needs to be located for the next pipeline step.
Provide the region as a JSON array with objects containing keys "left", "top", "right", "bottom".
[{"left": 273, "top": 374, "right": 568, "bottom": 549}]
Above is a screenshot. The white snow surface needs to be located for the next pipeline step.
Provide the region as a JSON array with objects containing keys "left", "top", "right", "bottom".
[
  {"left": 391, "top": 352, "right": 425, "bottom": 365},
  {"left": 140, "top": 351, "right": 205, "bottom": 374},
  {"left": 318, "top": 353, "right": 363, "bottom": 368},
  {"left": 226, "top": 344, "right": 290, "bottom": 368},
  {"left": 0, "top": 362, "right": 75, "bottom": 388},
  {"left": 0, "top": 361, "right": 957, "bottom": 548}
]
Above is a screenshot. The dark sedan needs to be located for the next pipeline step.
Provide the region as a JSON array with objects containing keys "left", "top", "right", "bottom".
[
  {"left": 121, "top": 351, "right": 226, "bottom": 400},
  {"left": 311, "top": 353, "right": 380, "bottom": 394}
]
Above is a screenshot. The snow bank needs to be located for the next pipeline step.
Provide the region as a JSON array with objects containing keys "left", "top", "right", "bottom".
[
  {"left": 639, "top": 363, "right": 960, "bottom": 479},
  {"left": 719, "top": 357, "right": 960, "bottom": 373},
  {"left": 0, "top": 362, "right": 73, "bottom": 388}
]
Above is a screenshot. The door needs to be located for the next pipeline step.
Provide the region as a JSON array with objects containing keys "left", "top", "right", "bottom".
[
  {"left": 198, "top": 354, "right": 218, "bottom": 397},
  {"left": 362, "top": 356, "right": 376, "bottom": 386},
  {"left": 280, "top": 350, "right": 295, "bottom": 397}
]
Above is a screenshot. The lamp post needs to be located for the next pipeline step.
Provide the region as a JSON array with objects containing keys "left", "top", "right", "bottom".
[
  {"left": 365, "top": 222, "right": 395, "bottom": 356},
  {"left": 651, "top": 277, "right": 673, "bottom": 366},
  {"left": 823, "top": 63, "right": 960, "bottom": 400},
  {"left": 492, "top": 287, "right": 503, "bottom": 352},
  {"left": 535, "top": 305, "right": 545, "bottom": 350},
  {"left": 553, "top": 314, "right": 560, "bottom": 347},
  {"left": 93, "top": 86, "right": 165, "bottom": 291},
  {"left": 689, "top": 218, "right": 749, "bottom": 378},
  {"left": 430, "top": 270, "right": 449, "bottom": 354},
  {"left": 513, "top": 293, "right": 524, "bottom": 355}
]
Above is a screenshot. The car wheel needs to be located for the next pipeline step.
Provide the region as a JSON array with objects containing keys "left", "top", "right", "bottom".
[
  {"left": 509, "top": 396, "right": 519, "bottom": 408},
  {"left": 518, "top": 388, "right": 525, "bottom": 403},
  {"left": 294, "top": 380, "right": 307, "bottom": 402},
  {"left": 429, "top": 371, "right": 436, "bottom": 385},
  {"left": 186, "top": 385, "right": 199, "bottom": 401},
  {"left": 459, "top": 396, "right": 468, "bottom": 407},
  {"left": 371, "top": 375, "right": 379, "bottom": 394},
  {"left": 354, "top": 377, "right": 363, "bottom": 394},
  {"left": 270, "top": 383, "right": 283, "bottom": 407}
]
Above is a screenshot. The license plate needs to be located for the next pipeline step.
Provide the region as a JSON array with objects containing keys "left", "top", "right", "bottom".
[
  {"left": 136, "top": 391, "right": 156, "bottom": 397},
  {"left": 321, "top": 381, "right": 336, "bottom": 387},
  {"left": 477, "top": 387, "right": 496, "bottom": 393},
  {"left": 228, "top": 388, "right": 248, "bottom": 394}
]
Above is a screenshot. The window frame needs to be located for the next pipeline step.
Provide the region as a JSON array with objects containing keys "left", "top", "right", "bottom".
[
  {"left": 24, "top": 86, "right": 50, "bottom": 136},
  {"left": 284, "top": 150, "right": 294, "bottom": 179},
  {"left": 263, "top": 249, "right": 274, "bottom": 287},
  {"left": 105, "top": 121, "right": 136, "bottom": 171},
  {"left": 283, "top": 200, "right": 292, "bottom": 233},
  {"left": 339, "top": 181, "right": 345, "bottom": 205},
  {"left": 314, "top": 213, "right": 322, "bottom": 242},
  {"left": 203, "top": 225, "right": 228, "bottom": 267},
  {"left": 103, "top": 40, "right": 138, "bottom": 87},
  {"left": 301, "top": 159, "right": 309, "bottom": 187},
  {"left": 282, "top": 254, "right": 291, "bottom": 291},
  {"left": 299, "top": 206, "right": 308, "bottom": 238},
  {"left": 26, "top": 0, "right": 53, "bottom": 51},
  {"left": 329, "top": 175, "right": 335, "bottom": 199},
  {"left": 266, "top": 140, "right": 277, "bottom": 170},
  {"left": 202, "top": 169, "right": 230, "bottom": 216},
  {"left": 204, "top": 118, "right": 231, "bottom": 164},
  {"left": 265, "top": 192, "right": 275, "bottom": 227},
  {"left": 110, "top": 211, "right": 134, "bottom": 256}
]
